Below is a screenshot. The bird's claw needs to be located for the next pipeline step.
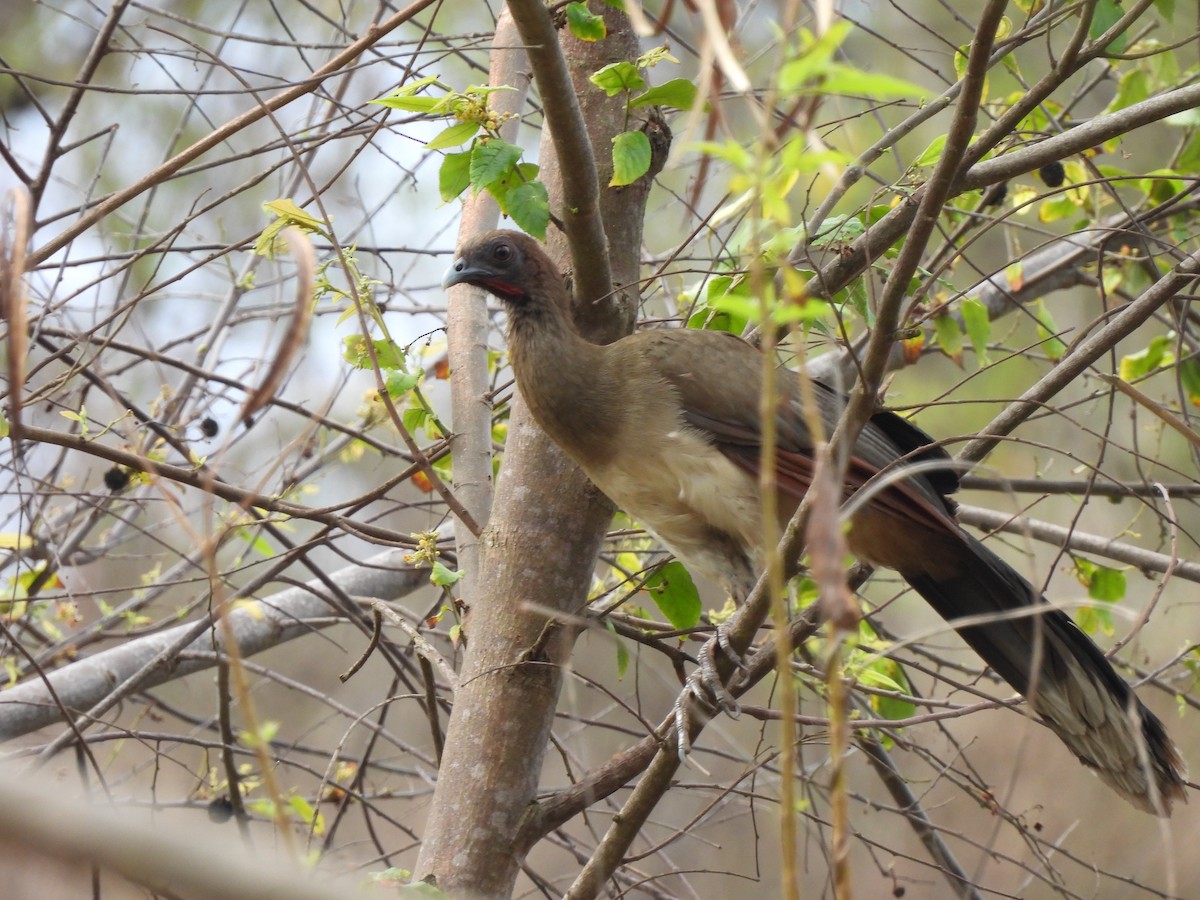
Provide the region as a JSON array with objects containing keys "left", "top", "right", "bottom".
[
  {"left": 715, "top": 626, "right": 748, "bottom": 673},
  {"left": 671, "top": 629, "right": 746, "bottom": 762},
  {"left": 698, "top": 635, "right": 741, "bottom": 716}
]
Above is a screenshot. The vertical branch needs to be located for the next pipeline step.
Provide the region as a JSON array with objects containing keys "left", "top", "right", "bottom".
[
  {"left": 447, "top": 8, "right": 530, "bottom": 610},
  {"left": 415, "top": 6, "right": 663, "bottom": 895}
]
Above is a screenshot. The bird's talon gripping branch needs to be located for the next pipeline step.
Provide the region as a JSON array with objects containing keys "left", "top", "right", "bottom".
[
  {"left": 699, "top": 634, "right": 741, "bottom": 717},
  {"left": 715, "top": 624, "right": 748, "bottom": 671}
]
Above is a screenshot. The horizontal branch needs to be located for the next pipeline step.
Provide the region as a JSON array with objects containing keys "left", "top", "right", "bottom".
[
  {"left": 0, "top": 773, "right": 360, "bottom": 899},
  {"left": 958, "top": 504, "right": 1200, "bottom": 583},
  {"left": 9, "top": 421, "right": 420, "bottom": 548},
  {"left": 0, "top": 548, "right": 426, "bottom": 742}
]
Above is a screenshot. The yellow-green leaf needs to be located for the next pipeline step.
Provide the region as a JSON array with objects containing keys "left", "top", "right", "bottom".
[{"left": 610, "top": 130, "right": 651, "bottom": 186}]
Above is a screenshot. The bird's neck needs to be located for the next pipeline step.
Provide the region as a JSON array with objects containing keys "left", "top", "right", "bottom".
[{"left": 505, "top": 290, "right": 624, "bottom": 466}]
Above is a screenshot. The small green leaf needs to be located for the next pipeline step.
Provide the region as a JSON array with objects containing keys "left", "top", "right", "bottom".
[
  {"left": 865, "top": 658, "right": 916, "bottom": 723},
  {"left": 630, "top": 78, "right": 698, "bottom": 111},
  {"left": 565, "top": 2, "right": 606, "bottom": 41},
  {"left": 603, "top": 619, "right": 630, "bottom": 679},
  {"left": 372, "top": 94, "right": 442, "bottom": 113},
  {"left": 961, "top": 298, "right": 991, "bottom": 366},
  {"left": 469, "top": 139, "right": 523, "bottom": 189},
  {"left": 641, "top": 561, "right": 701, "bottom": 631},
  {"left": 1108, "top": 69, "right": 1149, "bottom": 116},
  {"left": 431, "top": 560, "right": 465, "bottom": 587},
  {"left": 402, "top": 406, "right": 429, "bottom": 436},
  {"left": 343, "top": 335, "right": 405, "bottom": 370},
  {"left": 1119, "top": 334, "right": 1174, "bottom": 381},
  {"left": 610, "top": 130, "right": 651, "bottom": 186},
  {"left": 589, "top": 61, "right": 645, "bottom": 96},
  {"left": 385, "top": 370, "right": 421, "bottom": 398},
  {"left": 1179, "top": 357, "right": 1200, "bottom": 407},
  {"left": 439, "top": 151, "right": 472, "bottom": 201},
  {"left": 1089, "top": 0, "right": 1127, "bottom": 54},
  {"left": 637, "top": 45, "right": 679, "bottom": 68},
  {"left": 818, "top": 64, "right": 927, "bottom": 100},
  {"left": 914, "top": 134, "right": 947, "bottom": 168},
  {"left": 1088, "top": 565, "right": 1126, "bottom": 603},
  {"left": 933, "top": 314, "right": 964, "bottom": 364},
  {"left": 255, "top": 198, "right": 330, "bottom": 256},
  {"left": 427, "top": 120, "right": 479, "bottom": 150},
  {"left": 262, "top": 198, "right": 324, "bottom": 232},
  {"left": 1033, "top": 300, "right": 1067, "bottom": 361},
  {"left": 240, "top": 720, "right": 280, "bottom": 748},
  {"left": 504, "top": 180, "right": 549, "bottom": 239}
]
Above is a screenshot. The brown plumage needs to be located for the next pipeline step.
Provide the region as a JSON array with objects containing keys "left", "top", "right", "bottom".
[{"left": 443, "top": 229, "right": 1187, "bottom": 815}]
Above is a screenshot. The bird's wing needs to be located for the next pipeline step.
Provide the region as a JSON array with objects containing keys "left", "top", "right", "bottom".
[{"left": 630, "top": 328, "right": 957, "bottom": 530}]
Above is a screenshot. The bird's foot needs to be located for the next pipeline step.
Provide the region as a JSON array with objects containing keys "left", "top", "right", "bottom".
[{"left": 670, "top": 629, "right": 745, "bottom": 761}]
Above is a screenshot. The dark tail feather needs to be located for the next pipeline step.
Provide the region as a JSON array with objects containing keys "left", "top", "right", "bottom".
[{"left": 901, "top": 533, "right": 1187, "bottom": 815}]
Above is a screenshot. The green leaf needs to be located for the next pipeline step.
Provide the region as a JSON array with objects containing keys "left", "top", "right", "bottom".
[
  {"left": 262, "top": 198, "right": 324, "bottom": 232},
  {"left": 1033, "top": 300, "right": 1067, "bottom": 361},
  {"left": 1108, "top": 69, "right": 1149, "bottom": 115},
  {"left": 630, "top": 78, "right": 698, "bottom": 111},
  {"left": 426, "top": 120, "right": 479, "bottom": 150},
  {"left": 641, "top": 561, "right": 701, "bottom": 631},
  {"left": 933, "top": 314, "right": 964, "bottom": 364},
  {"left": 610, "top": 130, "right": 651, "bottom": 186},
  {"left": 343, "top": 335, "right": 405, "bottom": 370},
  {"left": 865, "top": 658, "right": 916, "bottom": 723},
  {"left": 385, "top": 75, "right": 444, "bottom": 97},
  {"left": 1179, "top": 357, "right": 1200, "bottom": 407},
  {"left": 254, "top": 198, "right": 329, "bottom": 256},
  {"left": 469, "top": 139, "right": 523, "bottom": 189},
  {"left": 431, "top": 560, "right": 464, "bottom": 587},
  {"left": 818, "top": 64, "right": 927, "bottom": 100},
  {"left": 504, "top": 180, "right": 549, "bottom": 239},
  {"left": 961, "top": 298, "right": 991, "bottom": 366},
  {"left": 776, "top": 21, "right": 850, "bottom": 90},
  {"left": 402, "top": 406, "right": 429, "bottom": 436},
  {"left": 1088, "top": 565, "right": 1126, "bottom": 603},
  {"left": 372, "top": 94, "right": 442, "bottom": 113},
  {"left": 589, "top": 61, "right": 645, "bottom": 96},
  {"left": 1119, "top": 334, "right": 1174, "bottom": 381},
  {"left": 385, "top": 370, "right": 421, "bottom": 398},
  {"left": 914, "top": 134, "right": 947, "bottom": 168},
  {"left": 1089, "top": 0, "right": 1127, "bottom": 54},
  {"left": 438, "top": 151, "right": 473, "bottom": 201},
  {"left": 1176, "top": 132, "right": 1200, "bottom": 174},
  {"left": 566, "top": 2, "right": 606, "bottom": 41},
  {"left": 603, "top": 620, "right": 630, "bottom": 679},
  {"left": 636, "top": 45, "right": 679, "bottom": 68}
]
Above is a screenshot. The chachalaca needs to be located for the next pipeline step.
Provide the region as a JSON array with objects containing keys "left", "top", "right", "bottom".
[{"left": 443, "top": 229, "right": 1187, "bottom": 815}]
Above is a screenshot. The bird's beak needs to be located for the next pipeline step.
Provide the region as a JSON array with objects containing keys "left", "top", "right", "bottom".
[{"left": 442, "top": 258, "right": 488, "bottom": 290}]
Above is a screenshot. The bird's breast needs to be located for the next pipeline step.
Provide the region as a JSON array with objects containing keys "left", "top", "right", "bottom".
[{"left": 585, "top": 424, "right": 763, "bottom": 592}]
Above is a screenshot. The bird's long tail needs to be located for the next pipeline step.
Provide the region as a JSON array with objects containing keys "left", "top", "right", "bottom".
[{"left": 900, "top": 532, "right": 1187, "bottom": 815}]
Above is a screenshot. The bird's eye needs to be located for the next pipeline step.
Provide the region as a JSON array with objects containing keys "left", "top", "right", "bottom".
[{"left": 493, "top": 243, "right": 512, "bottom": 262}]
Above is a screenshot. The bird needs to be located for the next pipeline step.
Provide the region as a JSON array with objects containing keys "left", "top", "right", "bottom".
[{"left": 442, "top": 229, "right": 1187, "bottom": 815}]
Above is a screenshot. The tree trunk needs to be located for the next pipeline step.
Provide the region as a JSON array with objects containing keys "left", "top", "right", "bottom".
[{"left": 414, "top": 4, "right": 666, "bottom": 895}]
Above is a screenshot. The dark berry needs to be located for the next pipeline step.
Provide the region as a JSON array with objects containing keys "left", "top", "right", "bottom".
[
  {"left": 207, "top": 797, "right": 235, "bottom": 823},
  {"left": 200, "top": 417, "right": 219, "bottom": 438},
  {"left": 983, "top": 181, "right": 1008, "bottom": 208},
  {"left": 1039, "top": 161, "right": 1065, "bottom": 188},
  {"left": 103, "top": 466, "right": 130, "bottom": 492}
]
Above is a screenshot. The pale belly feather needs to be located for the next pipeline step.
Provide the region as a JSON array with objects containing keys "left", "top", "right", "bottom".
[{"left": 584, "top": 426, "right": 763, "bottom": 596}]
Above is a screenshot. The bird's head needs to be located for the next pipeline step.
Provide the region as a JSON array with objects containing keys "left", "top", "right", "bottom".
[{"left": 442, "top": 230, "right": 547, "bottom": 304}]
